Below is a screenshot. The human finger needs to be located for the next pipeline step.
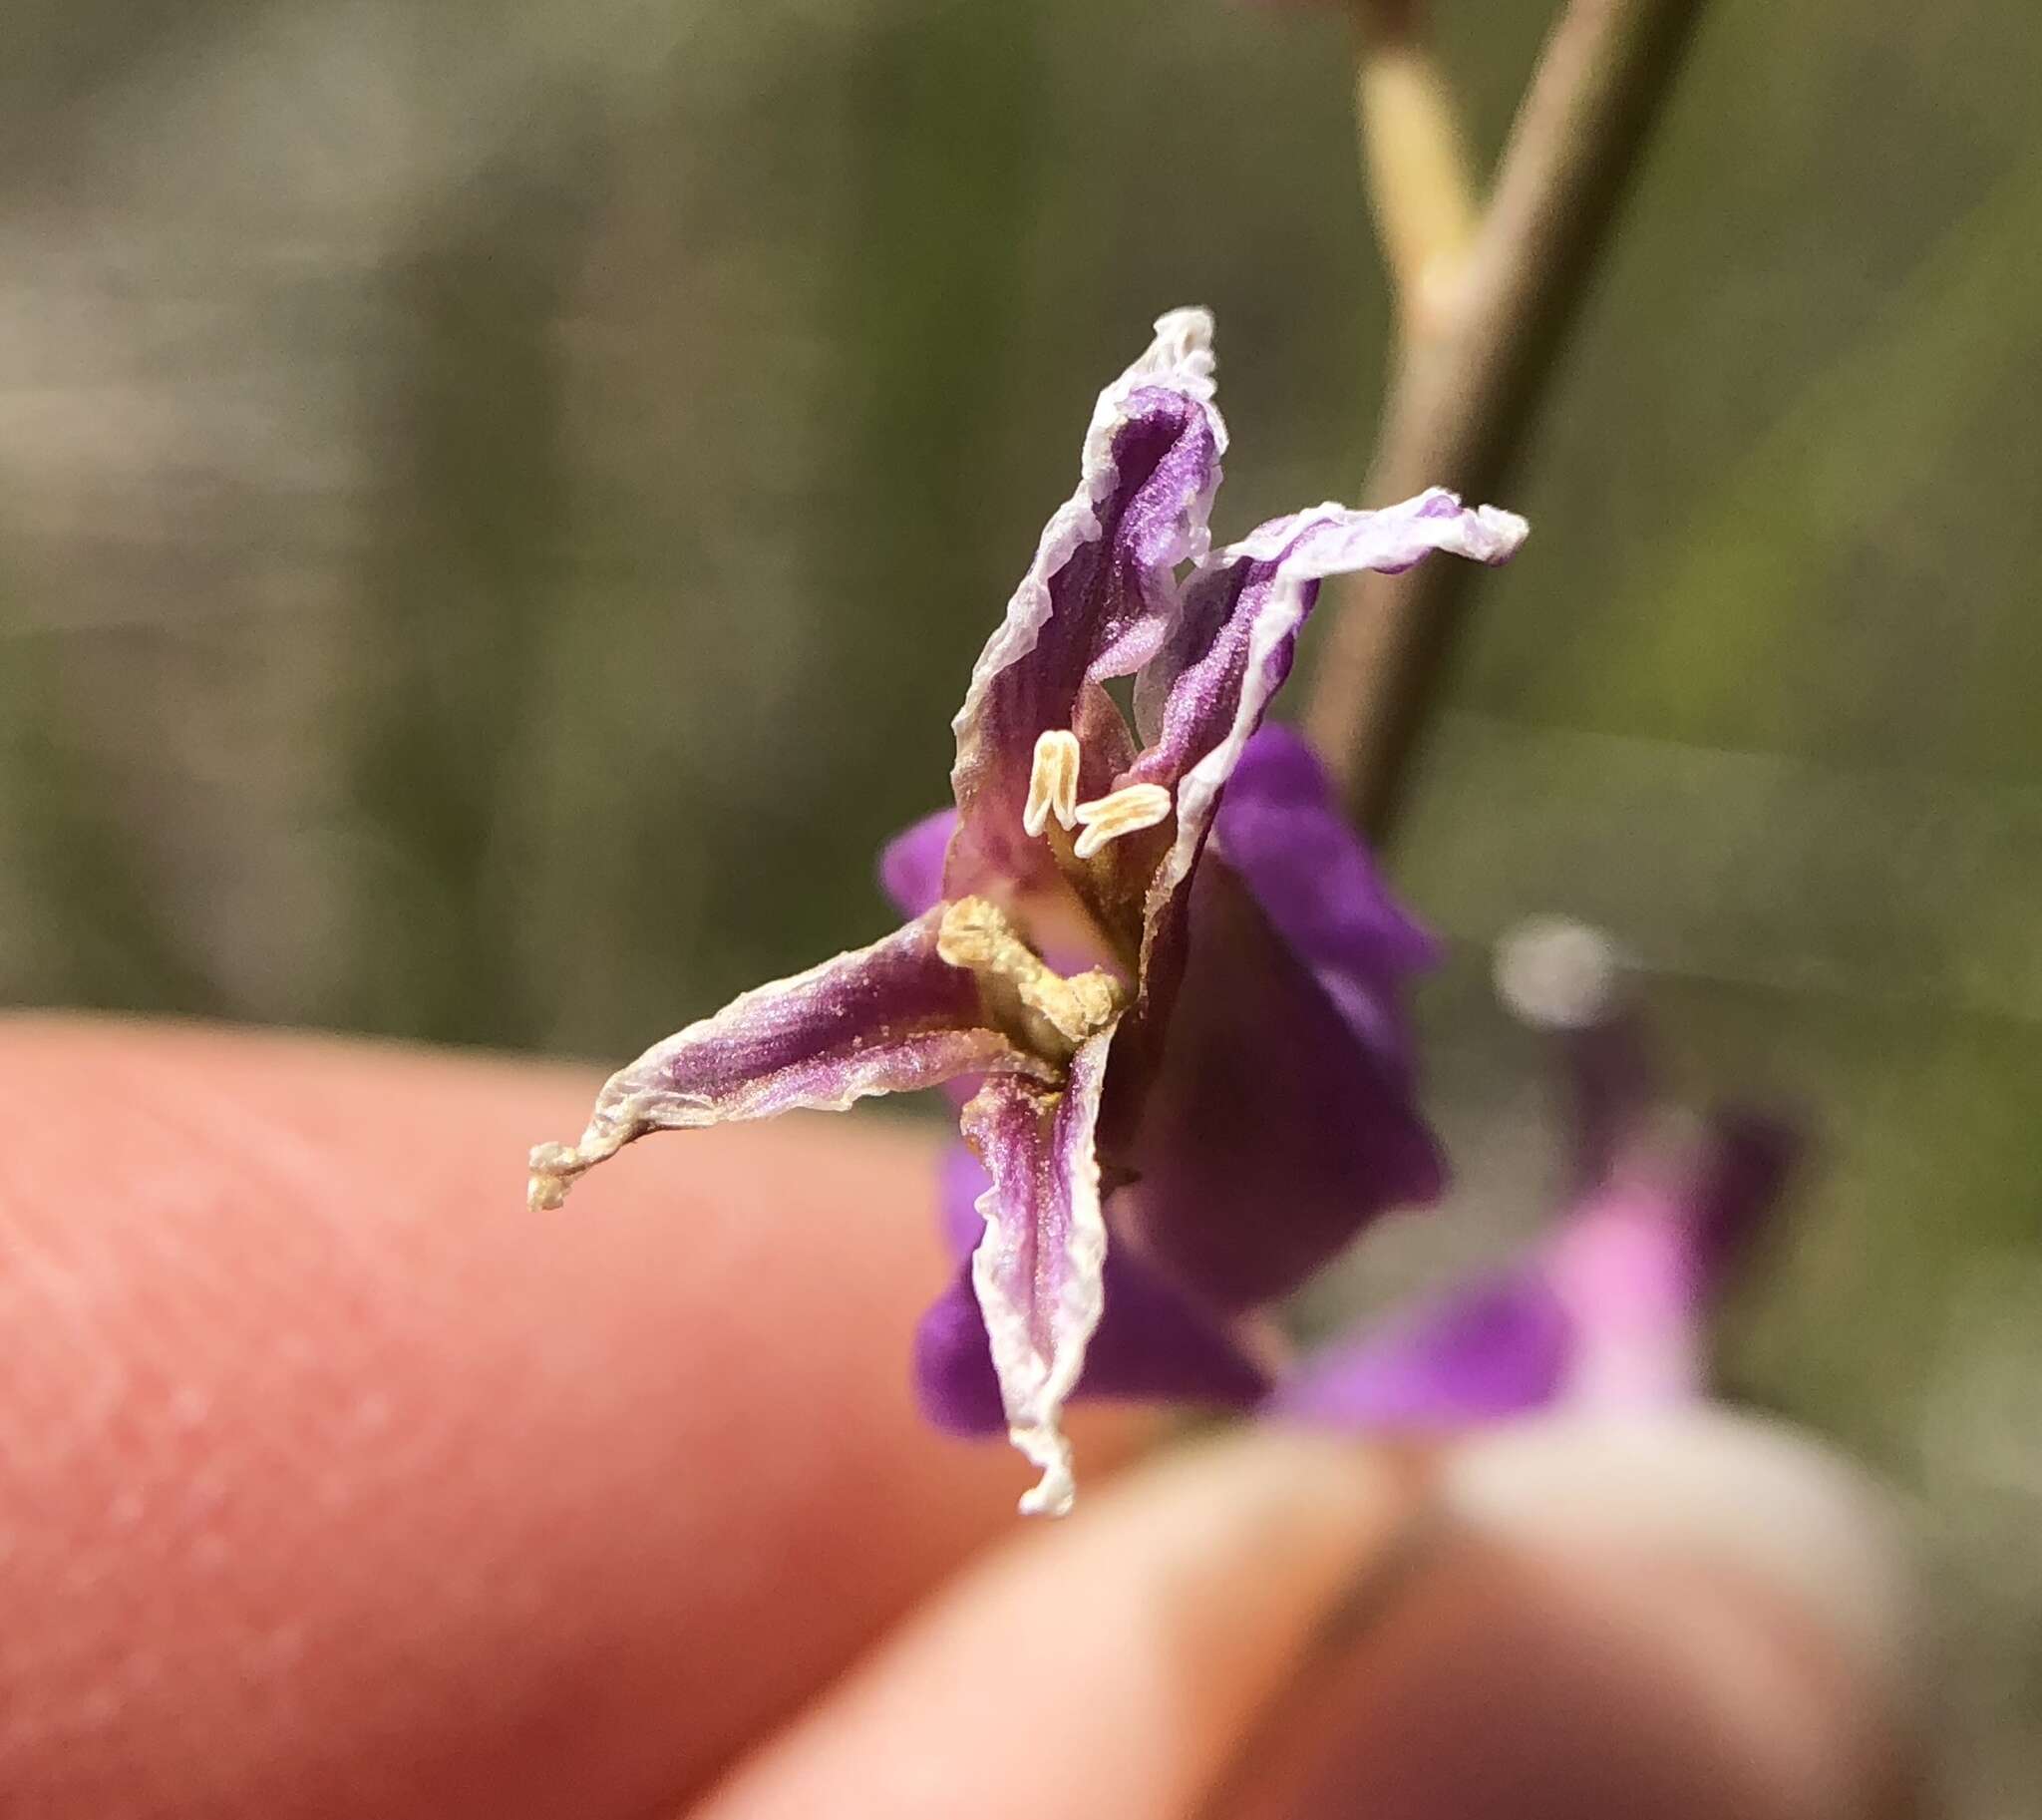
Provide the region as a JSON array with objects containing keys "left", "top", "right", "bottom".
[
  {"left": 690, "top": 1412, "right": 1919, "bottom": 1820},
  {"left": 0, "top": 1016, "right": 1144, "bottom": 1818}
]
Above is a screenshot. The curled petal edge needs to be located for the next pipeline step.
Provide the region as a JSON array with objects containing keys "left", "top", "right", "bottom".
[
  {"left": 1150, "top": 490, "right": 1528, "bottom": 939},
  {"left": 527, "top": 909, "right": 1054, "bottom": 1212},
  {"left": 963, "top": 1027, "right": 1117, "bottom": 1516},
  {"left": 945, "top": 309, "right": 1227, "bottom": 897}
]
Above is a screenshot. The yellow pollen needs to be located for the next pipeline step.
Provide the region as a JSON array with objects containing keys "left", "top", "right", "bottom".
[
  {"left": 1071, "top": 784, "right": 1173, "bottom": 860},
  {"left": 1023, "top": 730, "right": 1082, "bottom": 837},
  {"left": 937, "top": 896, "right": 1124, "bottom": 1052}
]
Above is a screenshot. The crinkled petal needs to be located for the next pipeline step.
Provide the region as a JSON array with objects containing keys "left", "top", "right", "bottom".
[
  {"left": 945, "top": 309, "right": 1226, "bottom": 901},
  {"left": 1266, "top": 1266, "right": 1572, "bottom": 1429},
  {"left": 958, "top": 1030, "right": 1117, "bottom": 1516},
  {"left": 913, "top": 1145, "right": 1271, "bottom": 1435},
  {"left": 1214, "top": 723, "right": 1440, "bottom": 1083},
  {"left": 526, "top": 909, "right": 1052, "bottom": 1211},
  {"left": 1110, "top": 859, "right": 1445, "bottom": 1313},
  {"left": 1122, "top": 490, "right": 1525, "bottom": 1048}
]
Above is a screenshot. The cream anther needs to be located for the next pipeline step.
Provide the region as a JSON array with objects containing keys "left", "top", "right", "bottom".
[
  {"left": 1023, "top": 729, "right": 1083, "bottom": 837},
  {"left": 1071, "top": 784, "right": 1173, "bottom": 860}
]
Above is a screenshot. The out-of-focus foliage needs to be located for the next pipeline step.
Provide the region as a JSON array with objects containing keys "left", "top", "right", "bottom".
[{"left": 0, "top": 0, "right": 2035, "bottom": 1807}]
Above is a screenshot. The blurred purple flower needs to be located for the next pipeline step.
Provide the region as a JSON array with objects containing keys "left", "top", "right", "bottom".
[
  {"left": 528, "top": 308, "right": 1526, "bottom": 1514},
  {"left": 1270, "top": 919, "right": 1800, "bottom": 1430}
]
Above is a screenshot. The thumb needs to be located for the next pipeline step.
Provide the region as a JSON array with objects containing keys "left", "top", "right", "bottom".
[
  {"left": 1218, "top": 1407, "right": 1924, "bottom": 1820},
  {"left": 691, "top": 1410, "right": 1921, "bottom": 1820}
]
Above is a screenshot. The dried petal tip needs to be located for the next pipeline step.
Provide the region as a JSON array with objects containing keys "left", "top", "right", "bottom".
[
  {"left": 1015, "top": 1434, "right": 1077, "bottom": 1518},
  {"left": 1463, "top": 502, "right": 1532, "bottom": 561},
  {"left": 525, "top": 1127, "right": 630, "bottom": 1212},
  {"left": 1123, "top": 305, "right": 1219, "bottom": 405},
  {"left": 1495, "top": 916, "right": 1623, "bottom": 1032}
]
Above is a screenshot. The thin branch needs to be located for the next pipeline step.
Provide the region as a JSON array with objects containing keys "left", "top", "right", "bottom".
[
  {"left": 1350, "top": 3, "right": 1480, "bottom": 333},
  {"left": 1304, "top": 0, "right": 1708, "bottom": 840}
]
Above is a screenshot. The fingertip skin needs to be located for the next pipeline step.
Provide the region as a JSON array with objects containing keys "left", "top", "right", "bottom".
[
  {"left": 695, "top": 1434, "right": 1412, "bottom": 1820},
  {"left": 1214, "top": 1414, "right": 1924, "bottom": 1820},
  {"left": 0, "top": 1015, "right": 1141, "bottom": 1819}
]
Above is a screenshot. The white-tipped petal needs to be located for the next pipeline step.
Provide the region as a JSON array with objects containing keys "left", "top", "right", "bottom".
[
  {"left": 524, "top": 910, "right": 1055, "bottom": 1212},
  {"left": 962, "top": 1029, "right": 1116, "bottom": 1516}
]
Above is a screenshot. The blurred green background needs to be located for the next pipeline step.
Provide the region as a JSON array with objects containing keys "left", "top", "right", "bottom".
[{"left": 2, "top": 0, "right": 2036, "bottom": 1806}]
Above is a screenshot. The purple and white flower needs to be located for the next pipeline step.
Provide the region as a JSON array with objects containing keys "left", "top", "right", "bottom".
[{"left": 528, "top": 308, "right": 1527, "bottom": 1514}]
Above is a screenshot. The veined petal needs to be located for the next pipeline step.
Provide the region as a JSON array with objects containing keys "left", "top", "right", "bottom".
[
  {"left": 946, "top": 310, "right": 1226, "bottom": 901},
  {"left": 913, "top": 1145, "right": 1271, "bottom": 1435},
  {"left": 1121, "top": 490, "right": 1525, "bottom": 1045},
  {"left": 526, "top": 909, "right": 1053, "bottom": 1211},
  {"left": 1267, "top": 1266, "right": 1572, "bottom": 1429},
  {"left": 959, "top": 1030, "right": 1117, "bottom": 1516}
]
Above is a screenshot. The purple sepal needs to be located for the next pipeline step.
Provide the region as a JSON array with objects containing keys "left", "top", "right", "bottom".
[
  {"left": 1115, "top": 858, "right": 1445, "bottom": 1314},
  {"left": 912, "top": 1269, "right": 1006, "bottom": 1435},
  {"left": 1267, "top": 1266, "right": 1572, "bottom": 1429},
  {"left": 1215, "top": 723, "right": 1440, "bottom": 1081},
  {"left": 879, "top": 808, "right": 957, "bottom": 918},
  {"left": 1274, "top": 1103, "right": 1802, "bottom": 1430}
]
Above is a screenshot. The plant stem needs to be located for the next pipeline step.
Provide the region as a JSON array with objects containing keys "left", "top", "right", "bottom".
[
  {"left": 1351, "top": 4, "right": 1479, "bottom": 334},
  {"left": 1304, "top": 0, "right": 1708, "bottom": 841}
]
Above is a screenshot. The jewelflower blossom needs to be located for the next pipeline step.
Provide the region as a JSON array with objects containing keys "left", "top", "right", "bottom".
[
  {"left": 528, "top": 307, "right": 1527, "bottom": 1514},
  {"left": 1271, "top": 918, "right": 1800, "bottom": 1430}
]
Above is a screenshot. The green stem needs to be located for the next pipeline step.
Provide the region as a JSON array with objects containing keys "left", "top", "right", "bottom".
[{"left": 1305, "top": 0, "right": 1709, "bottom": 842}]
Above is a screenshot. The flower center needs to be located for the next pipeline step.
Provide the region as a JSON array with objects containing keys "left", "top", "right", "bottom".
[{"left": 938, "top": 895, "right": 1125, "bottom": 1059}]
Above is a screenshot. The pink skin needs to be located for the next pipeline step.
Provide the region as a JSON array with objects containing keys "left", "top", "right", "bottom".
[{"left": 2, "top": 1017, "right": 1913, "bottom": 1820}]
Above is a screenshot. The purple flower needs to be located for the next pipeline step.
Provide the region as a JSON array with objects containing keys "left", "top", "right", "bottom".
[
  {"left": 528, "top": 309, "right": 1528, "bottom": 1514},
  {"left": 1270, "top": 919, "right": 1800, "bottom": 1430}
]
